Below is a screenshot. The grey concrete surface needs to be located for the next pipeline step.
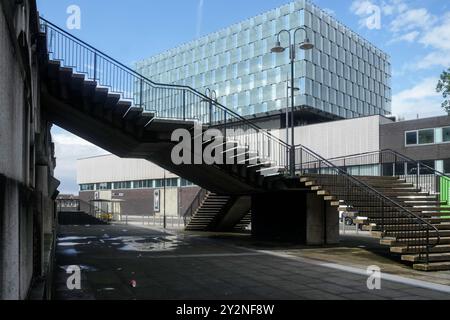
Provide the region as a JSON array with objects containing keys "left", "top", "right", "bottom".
[{"left": 54, "top": 224, "right": 450, "bottom": 300}]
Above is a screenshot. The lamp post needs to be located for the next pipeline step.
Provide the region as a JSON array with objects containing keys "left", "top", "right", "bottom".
[
  {"left": 271, "top": 27, "right": 313, "bottom": 176},
  {"left": 163, "top": 169, "right": 166, "bottom": 230},
  {"left": 204, "top": 88, "right": 218, "bottom": 124},
  {"left": 285, "top": 73, "right": 300, "bottom": 145}
]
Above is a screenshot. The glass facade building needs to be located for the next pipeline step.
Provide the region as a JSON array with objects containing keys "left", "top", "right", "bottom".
[{"left": 135, "top": 0, "right": 391, "bottom": 120}]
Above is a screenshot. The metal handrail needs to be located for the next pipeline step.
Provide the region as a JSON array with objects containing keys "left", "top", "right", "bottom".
[
  {"left": 39, "top": 17, "right": 290, "bottom": 173},
  {"left": 323, "top": 149, "right": 450, "bottom": 179},
  {"left": 295, "top": 144, "right": 440, "bottom": 263},
  {"left": 183, "top": 189, "right": 208, "bottom": 226}
]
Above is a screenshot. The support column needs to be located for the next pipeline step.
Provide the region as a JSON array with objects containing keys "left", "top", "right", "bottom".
[
  {"left": 251, "top": 191, "right": 307, "bottom": 242},
  {"left": 306, "top": 193, "right": 339, "bottom": 245},
  {"left": 250, "top": 190, "right": 339, "bottom": 245}
]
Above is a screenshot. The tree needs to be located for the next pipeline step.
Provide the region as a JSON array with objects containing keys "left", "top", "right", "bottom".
[{"left": 437, "top": 68, "right": 450, "bottom": 114}]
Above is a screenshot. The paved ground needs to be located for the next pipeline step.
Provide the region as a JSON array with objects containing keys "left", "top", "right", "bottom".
[{"left": 54, "top": 224, "right": 450, "bottom": 300}]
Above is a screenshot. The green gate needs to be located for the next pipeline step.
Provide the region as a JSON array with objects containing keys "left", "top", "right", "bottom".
[{"left": 441, "top": 176, "right": 450, "bottom": 209}]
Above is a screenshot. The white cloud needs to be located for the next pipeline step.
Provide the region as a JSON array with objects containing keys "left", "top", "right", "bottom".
[
  {"left": 381, "top": 0, "right": 408, "bottom": 16},
  {"left": 400, "top": 13, "right": 450, "bottom": 70},
  {"left": 52, "top": 128, "right": 108, "bottom": 194},
  {"left": 413, "top": 51, "right": 450, "bottom": 70},
  {"left": 389, "top": 8, "right": 436, "bottom": 33},
  {"left": 351, "top": 0, "right": 375, "bottom": 16},
  {"left": 350, "top": 0, "right": 381, "bottom": 29},
  {"left": 392, "top": 77, "right": 445, "bottom": 118},
  {"left": 388, "top": 30, "right": 420, "bottom": 44},
  {"left": 419, "top": 12, "right": 450, "bottom": 51}
]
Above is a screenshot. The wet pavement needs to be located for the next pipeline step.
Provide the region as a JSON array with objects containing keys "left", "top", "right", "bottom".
[{"left": 54, "top": 224, "right": 450, "bottom": 300}]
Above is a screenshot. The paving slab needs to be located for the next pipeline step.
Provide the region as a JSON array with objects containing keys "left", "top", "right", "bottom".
[{"left": 53, "top": 224, "right": 450, "bottom": 300}]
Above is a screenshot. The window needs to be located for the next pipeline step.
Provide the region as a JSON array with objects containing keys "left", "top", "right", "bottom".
[
  {"left": 443, "top": 127, "right": 450, "bottom": 142},
  {"left": 114, "top": 181, "right": 132, "bottom": 190},
  {"left": 96, "top": 182, "right": 112, "bottom": 190},
  {"left": 418, "top": 129, "right": 435, "bottom": 144},
  {"left": 135, "top": 180, "right": 153, "bottom": 189},
  {"left": 165, "top": 178, "right": 179, "bottom": 187},
  {"left": 181, "top": 179, "right": 195, "bottom": 187},
  {"left": 406, "top": 131, "right": 417, "bottom": 145},
  {"left": 444, "top": 159, "right": 450, "bottom": 174},
  {"left": 80, "top": 184, "right": 95, "bottom": 191}
]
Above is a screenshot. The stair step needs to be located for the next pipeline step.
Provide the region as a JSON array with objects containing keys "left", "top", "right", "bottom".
[
  {"left": 402, "top": 253, "right": 450, "bottom": 263},
  {"left": 371, "top": 223, "right": 450, "bottom": 231},
  {"left": 391, "top": 244, "right": 450, "bottom": 254},
  {"left": 369, "top": 217, "right": 450, "bottom": 224},
  {"left": 375, "top": 230, "right": 450, "bottom": 239},
  {"left": 381, "top": 237, "right": 450, "bottom": 246},
  {"left": 413, "top": 262, "right": 450, "bottom": 271}
]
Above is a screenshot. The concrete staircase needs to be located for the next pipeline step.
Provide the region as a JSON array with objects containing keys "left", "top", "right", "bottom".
[
  {"left": 301, "top": 174, "right": 450, "bottom": 271},
  {"left": 185, "top": 191, "right": 251, "bottom": 231},
  {"left": 39, "top": 58, "right": 288, "bottom": 192}
]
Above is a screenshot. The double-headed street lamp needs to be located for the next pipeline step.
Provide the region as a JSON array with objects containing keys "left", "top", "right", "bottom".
[
  {"left": 271, "top": 27, "right": 313, "bottom": 176},
  {"left": 203, "top": 88, "right": 218, "bottom": 124}
]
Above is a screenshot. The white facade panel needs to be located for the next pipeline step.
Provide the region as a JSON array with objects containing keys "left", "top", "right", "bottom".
[
  {"left": 295, "top": 115, "right": 382, "bottom": 159},
  {"left": 272, "top": 115, "right": 386, "bottom": 159},
  {"left": 77, "top": 155, "right": 177, "bottom": 184}
]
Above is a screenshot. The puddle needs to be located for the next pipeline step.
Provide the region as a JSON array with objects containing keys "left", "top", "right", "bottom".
[
  {"left": 60, "top": 248, "right": 79, "bottom": 256},
  {"left": 106, "top": 235, "right": 184, "bottom": 253},
  {"left": 58, "top": 236, "right": 97, "bottom": 241},
  {"left": 58, "top": 242, "right": 92, "bottom": 247},
  {"left": 97, "top": 288, "right": 116, "bottom": 292},
  {"left": 59, "top": 265, "right": 98, "bottom": 272}
]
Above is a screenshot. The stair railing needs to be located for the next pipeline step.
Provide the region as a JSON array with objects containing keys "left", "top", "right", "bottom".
[
  {"left": 39, "top": 17, "right": 290, "bottom": 175},
  {"left": 183, "top": 189, "right": 208, "bottom": 226},
  {"left": 295, "top": 145, "right": 441, "bottom": 264},
  {"left": 318, "top": 149, "right": 450, "bottom": 196},
  {"left": 79, "top": 199, "right": 111, "bottom": 223}
]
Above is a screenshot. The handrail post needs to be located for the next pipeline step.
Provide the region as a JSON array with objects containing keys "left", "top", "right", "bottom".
[
  {"left": 290, "top": 145, "right": 295, "bottom": 177},
  {"left": 139, "top": 78, "right": 144, "bottom": 109},
  {"left": 393, "top": 154, "right": 397, "bottom": 177},
  {"left": 209, "top": 100, "right": 213, "bottom": 124},
  {"left": 93, "top": 52, "right": 97, "bottom": 81},
  {"left": 183, "top": 90, "right": 186, "bottom": 121},
  {"left": 224, "top": 110, "right": 227, "bottom": 142},
  {"left": 299, "top": 147, "right": 303, "bottom": 175},
  {"left": 416, "top": 163, "right": 420, "bottom": 189}
]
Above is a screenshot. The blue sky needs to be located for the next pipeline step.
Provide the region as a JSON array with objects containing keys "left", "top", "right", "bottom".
[{"left": 37, "top": 0, "right": 450, "bottom": 193}]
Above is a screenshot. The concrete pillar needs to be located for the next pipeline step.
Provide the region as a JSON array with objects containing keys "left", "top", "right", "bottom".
[
  {"left": 251, "top": 190, "right": 339, "bottom": 245},
  {"left": 306, "top": 193, "right": 339, "bottom": 245},
  {"left": 251, "top": 191, "right": 307, "bottom": 242}
]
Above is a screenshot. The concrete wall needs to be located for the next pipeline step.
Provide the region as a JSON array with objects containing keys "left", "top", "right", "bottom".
[{"left": 0, "top": 0, "right": 58, "bottom": 299}]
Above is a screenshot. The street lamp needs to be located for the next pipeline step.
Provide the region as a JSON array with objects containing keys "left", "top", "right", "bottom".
[
  {"left": 203, "top": 88, "right": 218, "bottom": 124},
  {"left": 163, "top": 169, "right": 167, "bottom": 230},
  {"left": 271, "top": 27, "right": 313, "bottom": 176},
  {"left": 285, "top": 72, "right": 300, "bottom": 146}
]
